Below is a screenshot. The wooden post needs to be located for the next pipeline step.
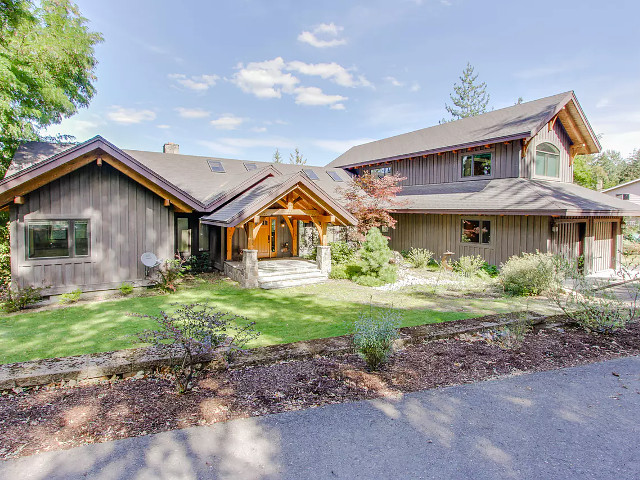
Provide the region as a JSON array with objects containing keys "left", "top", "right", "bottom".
[
  {"left": 226, "top": 227, "right": 235, "bottom": 260},
  {"left": 246, "top": 221, "right": 255, "bottom": 250},
  {"left": 320, "top": 221, "right": 328, "bottom": 246},
  {"left": 292, "top": 220, "right": 298, "bottom": 256}
]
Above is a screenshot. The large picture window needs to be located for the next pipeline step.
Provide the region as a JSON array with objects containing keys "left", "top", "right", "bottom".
[
  {"left": 461, "top": 153, "right": 492, "bottom": 177},
  {"left": 535, "top": 142, "right": 560, "bottom": 177},
  {"left": 370, "top": 166, "right": 392, "bottom": 178},
  {"left": 199, "top": 220, "right": 210, "bottom": 251},
  {"left": 27, "top": 220, "right": 90, "bottom": 259},
  {"left": 461, "top": 219, "right": 491, "bottom": 244}
]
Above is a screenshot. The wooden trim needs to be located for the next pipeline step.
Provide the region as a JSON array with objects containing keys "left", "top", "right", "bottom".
[
  {"left": 13, "top": 196, "right": 25, "bottom": 205},
  {"left": 226, "top": 227, "right": 235, "bottom": 260}
]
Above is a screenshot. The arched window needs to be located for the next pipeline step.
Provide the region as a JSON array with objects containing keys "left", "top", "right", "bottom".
[{"left": 535, "top": 142, "right": 560, "bottom": 177}]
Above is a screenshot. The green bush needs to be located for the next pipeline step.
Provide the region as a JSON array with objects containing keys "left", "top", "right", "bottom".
[
  {"left": 184, "top": 252, "right": 211, "bottom": 274},
  {"left": 353, "top": 308, "right": 402, "bottom": 371},
  {"left": 405, "top": 248, "right": 434, "bottom": 268},
  {"left": 329, "top": 264, "right": 350, "bottom": 279},
  {"left": 329, "top": 241, "right": 357, "bottom": 265},
  {"left": 0, "top": 217, "right": 10, "bottom": 287},
  {"left": 119, "top": 282, "right": 134, "bottom": 295},
  {"left": 453, "top": 255, "right": 486, "bottom": 277},
  {"left": 500, "top": 251, "right": 560, "bottom": 296},
  {"left": 156, "top": 257, "right": 189, "bottom": 293},
  {"left": 481, "top": 262, "right": 499, "bottom": 277},
  {"left": 0, "top": 285, "right": 42, "bottom": 312},
  {"left": 359, "top": 228, "right": 393, "bottom": 276},
  {"left": 59, "top": 288, "right": 82, "bottom": 304}
]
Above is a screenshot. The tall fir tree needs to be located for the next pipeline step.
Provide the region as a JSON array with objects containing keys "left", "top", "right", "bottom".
[
  {"left": 442, "top": 62, "right": 490, "bottom": 122},
  {"left": 289, "top": 147, "right": 306, "bottom": 165},
  {"left": 272, "top": 148, "right": 282, "bottom": 163}
]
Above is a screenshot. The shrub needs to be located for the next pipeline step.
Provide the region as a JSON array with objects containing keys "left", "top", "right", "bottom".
[
  {"left": 549, "top": 266, "right": 639, "bottom": 334},
  {"left": 350, "top": 228, "right": 397, "bottom": 286},
  {"left": 329, "top": 264, "right": 350, "bottom": 279},
  {"left": 135, "top": 303, "right": 260, "bottom": 393},
  {"left": 59, "top": 288, "right": 82, "bottom": 304},
  {"left": 329, "top": 241, "right": 357, "bottom": 265},
  {"left": 453, "top": 255, "right": 486, "bottom": 277},
  {"left": 184, "top": 252, "right": 211, "bottom": 274},
  {"left": 0, "top": 285, "right": 42, "bottom": 312},
  {"left": 405, "top": 248, "right": 434, "bottom": 268},
  {"left": 500, "top": 251, "right": 560, "bottom": 296},
  {"left": 156, "top": 256, "right": 189, "bottom": 292},
  {"left": 481, "top": 263, "right": 499, "bottom": 277},
  {"left": 0, "top": 218, "right": 10, "bottom": 288},
  {"left": 119, "top": 282, "right": 134, "bottom": 295},
  {"left": 352, "top": 307, "right": 401, "bottom": 371}
]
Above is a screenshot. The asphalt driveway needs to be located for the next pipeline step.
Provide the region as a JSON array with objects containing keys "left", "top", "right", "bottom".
[{"left": 1, "top": 356, "right": 639, "bottom": 480}]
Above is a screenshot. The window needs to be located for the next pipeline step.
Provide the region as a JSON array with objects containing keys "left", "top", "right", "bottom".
[
  {"left": 461, "top": 219, "right": 491, "bottom": 244},
  {"left": 27, "top": 220, "right": 90, "bottom": 259},
  {"left": 535, "top": 143, "right": 560, "bottom": 177},
  {"left": 461, "top": 153, "right": 492, "bottom": 177},
  {"left": 616, "top": 193, "right": 630, "bottom": 200},
  {"left": 303, "top": 168, "right": 319, "bottom": 180},
  {"left": 207, "top": 160, "right": 225, "bottom": 173},
  {"left": 370, "top": 166, "right": 392, "bottom": 178},
  {"left": 244, "top": 162, "right": 258, "bottom": 171},
  {"left": 177, "top": 218, "right": 191, "bottom": 253},
  {"left": 327, "top": 171, "right": 343, "bottom": 182},
  {"left": 199, "top": 220, "right": 209, "bottom": 251}
]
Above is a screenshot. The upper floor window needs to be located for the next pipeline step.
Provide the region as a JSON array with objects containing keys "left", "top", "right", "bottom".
[
  {"left": 27, "top": 219, "right": 90, "bottom": 259},
  {"left": 461, "top": 153, "right": 491, "bottom": 177},
  {"left": 370, "top": 166, "right": 392, "bottom": 178},
  {"left": 535, "top": 143, "right": 560, "bottom": 177}
]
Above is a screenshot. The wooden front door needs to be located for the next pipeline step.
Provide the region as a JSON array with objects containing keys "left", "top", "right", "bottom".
[{"left": 256, "top": 217, "right": 277, "bottom": 258}]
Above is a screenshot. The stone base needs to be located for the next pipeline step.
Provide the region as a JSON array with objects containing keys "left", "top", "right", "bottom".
[
  {"left": 241, "top": 249, "right": 259, "bottom": 288},
  {"left": 316, "top": 245, "right": 332, "bottom": 274}
]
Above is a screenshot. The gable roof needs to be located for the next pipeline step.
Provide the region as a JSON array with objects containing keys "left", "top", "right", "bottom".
[
  {"left": 602, "top": 177, "right": 640, "bottom": 193},
  {"left": 328, "top": 91, "right": 600, "bottom": 168},
  {"left": 393, "top": 178, "right": 640, "bottom": 216}
]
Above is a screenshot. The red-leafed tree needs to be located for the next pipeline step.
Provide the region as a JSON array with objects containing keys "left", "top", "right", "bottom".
[{"left": 340, "top": 172, "right": 407, "bottom": 239}]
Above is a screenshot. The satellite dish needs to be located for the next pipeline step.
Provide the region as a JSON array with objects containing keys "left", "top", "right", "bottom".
[{"left": 141, "top": 252, "right": 160, "bottom": 268}]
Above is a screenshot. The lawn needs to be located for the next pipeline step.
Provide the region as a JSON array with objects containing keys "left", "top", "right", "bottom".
[{"left": 0, "top": 278, "right": 473, "bottom": 364}]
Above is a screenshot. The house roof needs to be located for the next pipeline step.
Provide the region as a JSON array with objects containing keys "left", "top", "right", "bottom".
[
  {"left": 602, "top": 177, "right": 640, "bottom": 193},
  {"left": 328, "top": 91, "right": 600, "bottom": 168},
  {"left": 393, "top": 178, "right": 640, "bottom": 216}
]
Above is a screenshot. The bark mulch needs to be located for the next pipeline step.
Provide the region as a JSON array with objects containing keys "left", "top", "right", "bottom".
[{"left": 1, "top": 322, "right": 639, "bottom": 460}]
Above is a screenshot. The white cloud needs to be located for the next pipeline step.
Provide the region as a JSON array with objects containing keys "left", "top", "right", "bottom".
[
  {"left": 175, "top": 107, "right": 211, "bottom": 119},
  {"left": 293, "top": 86, "right": 347, "bottom": 109},
  {"left": 157, "top": 124, "right": 171, "bottom": 129},
  {"left": 168, "top": 73, "right": 219, "bottom": 91},
  {"left": 287, "top": 61, "right": 371, "bottom": 88},
  {"left": 198, "top": 137, "right": 295, "bottom": 156},
  {"left": 313, "top": 138, "right": 375, "bottom": 153},
  {"left": 385, "top": 76, "right": 404, "bottom": 87},
  {"left": 410, "top": 82, "right": 421, "bottom": 92},
  {"left": 298, "top": 23, "right": 347, "bottom": 48},
  {"left": 107, "top": 106, "right": 156, "bottom": 125},
  {"left": 210, "top": 114, "right": 244, "bottom": 130},
  {"left": 252, "top": 126, "right": 267, "bottom": 133},
  {"left": 231, "top": 57, "right": 299, "bottom": 98}
]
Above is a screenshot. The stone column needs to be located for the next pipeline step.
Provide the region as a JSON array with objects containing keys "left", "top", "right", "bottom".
[
  {"left": 242, "top": 249, "right": 259, "bottom": 288},
  {"left": 316, "top": 245, "right": 331, "bottom": 274}
]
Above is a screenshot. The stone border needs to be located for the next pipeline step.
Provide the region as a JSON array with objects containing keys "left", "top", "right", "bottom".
[{"left": 0, "top": 312, "right": 552, "bottom": 390}]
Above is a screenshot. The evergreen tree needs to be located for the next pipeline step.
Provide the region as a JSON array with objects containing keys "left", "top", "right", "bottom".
[
  {"left": 272, "top": 148, "right": 282, "bottom": 163},
  {"left": 0, "top": 0, "right": 103, "bottom": 175},
  {"left": 442, "top": 62, "right": 490, "bottom": 122},
  {"left": 618, "top": 149, "right": 640, "bottom": 184},
  {"left": 289, "top": 147, "right": 306, "bottom": 165}
]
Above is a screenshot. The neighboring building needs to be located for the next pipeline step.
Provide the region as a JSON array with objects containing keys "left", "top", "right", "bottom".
[
  {"left": 328, "top": 91, "right": 640, "bottom": 272},
  {"left": 0, "top": 137, "right": 355, "bottom": 294},
  {"left": 602, "top": 179, "right": 640, "bottom": 206}
]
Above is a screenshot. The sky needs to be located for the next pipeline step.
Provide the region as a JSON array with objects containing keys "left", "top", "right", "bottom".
[{"left": 45, "top": 0, "right": 640, "bottom": 166}]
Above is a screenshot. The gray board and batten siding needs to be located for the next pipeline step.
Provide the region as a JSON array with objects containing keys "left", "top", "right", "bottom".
[{"left": 9, "top": 162, "right": 175, "bottom": 295}]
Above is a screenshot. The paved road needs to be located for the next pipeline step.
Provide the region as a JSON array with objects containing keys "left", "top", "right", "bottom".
[{"left": 1, "top": 357, "right": 639, "bottom": 480}]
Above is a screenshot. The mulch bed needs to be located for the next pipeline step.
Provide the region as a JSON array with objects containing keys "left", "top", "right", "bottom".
[{"left": 1, "top": 321, "right": 639, "bottom": 460}]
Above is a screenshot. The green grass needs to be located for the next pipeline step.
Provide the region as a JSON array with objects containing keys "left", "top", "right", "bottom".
[{"left": 0, "top": 279, "right": 471, "bottom": 364}]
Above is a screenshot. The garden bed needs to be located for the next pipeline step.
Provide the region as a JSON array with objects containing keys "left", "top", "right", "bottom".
[{"left": 1, "top": 318, "right": 638, "bottom": 460}]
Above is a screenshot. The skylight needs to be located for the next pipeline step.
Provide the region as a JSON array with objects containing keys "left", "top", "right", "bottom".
[
  {"left": 303, "top": 168, "right": 319, "bottom": 180},
  {"left": 327, "top": 171, "right": 343, "bottom": 182},
  {"left": 207, "top": 160, "right": 225, "bottom": 173},
  {"left": 244, "top": 163, "right": 258, "bottom": 171}
]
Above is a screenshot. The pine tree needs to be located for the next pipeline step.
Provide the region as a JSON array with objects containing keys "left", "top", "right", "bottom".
[
  {"left": 442, "top": 62, "right": 490, "bottom": 122},
  {"left": 289, "top": 147, "right": 306, "bottom": 165},
  {"left": 272, "top": 148, "right": 282, "bottom": 163}
]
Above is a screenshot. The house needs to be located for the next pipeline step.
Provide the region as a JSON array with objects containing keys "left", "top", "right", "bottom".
[
  {"left": 602, "top": 179, "right": 640, "bottom": 207},
  {"left": 2, "top": 90, "right": 638, "bottom": 296},
  {"left": 0, "top": 137, "right": 356, "bottom": 294},
  {"left": 328, "top": 91, "right": 640, "bottom": 272}
]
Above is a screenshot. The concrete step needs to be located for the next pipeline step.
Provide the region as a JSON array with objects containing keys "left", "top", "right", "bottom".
[
  {"left": 258, "top": 266, "right": 320, "bottom": 277},
  {"left": 259, "top": 272, "right": 328, "bottom": 289}
]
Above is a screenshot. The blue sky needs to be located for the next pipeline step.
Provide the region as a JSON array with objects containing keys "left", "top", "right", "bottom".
[{"left": 46, "top": 0, "right": 640, "bottom": 166}]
